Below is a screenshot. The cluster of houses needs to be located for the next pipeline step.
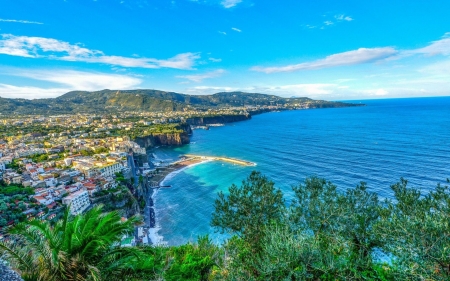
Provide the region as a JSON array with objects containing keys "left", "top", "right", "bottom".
[{"left": 0, "top": 136, "right": 149, "bottom": 225}]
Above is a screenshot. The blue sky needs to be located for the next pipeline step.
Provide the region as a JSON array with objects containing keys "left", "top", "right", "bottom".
[{"left": 0, "top": 0, "right": 449, "bottom": 100}]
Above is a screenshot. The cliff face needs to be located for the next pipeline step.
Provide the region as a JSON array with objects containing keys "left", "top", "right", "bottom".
[
  {"left": 133, "top": 123, "right": 192, "bottom": 149},
  {"left": 134, "top": 132, "right": 190, "bottom": 148},
  {"left": 186, "top": 114, "right": 250, "bottom": 125}
]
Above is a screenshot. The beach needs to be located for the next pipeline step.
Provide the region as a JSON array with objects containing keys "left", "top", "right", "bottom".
[
  {"left": 148, "top": 157, "right": 212, "bottom": 188},
  {"left": 146, "top": 156, "right": 212, "bottom": 245},
  {"left": 145, "top": 154, "right": 254, "bottom": 245}
]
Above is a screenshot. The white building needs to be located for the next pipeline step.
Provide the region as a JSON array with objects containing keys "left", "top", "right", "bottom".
[
  {"left": 62, "top": 190, "right": 90, "bottom": 215},
  {"left": 98, "top": 162, "right": 122, "bottom": 177}
]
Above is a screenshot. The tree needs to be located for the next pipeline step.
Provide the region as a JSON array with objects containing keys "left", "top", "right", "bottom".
[
  {"left": 211, "top": 171, "right": 285, "bottom": 279},
  {"left": 0, "top": 205, "right": 156, "bottom": 281},
  {"left": 164, "top": 236, "right": 221, "bottom": 281},
  {"left": 291, "top": 177, "right": 385, "bottom": 279},
  {"left": 211, "top": 171, "right": 285, "bottom": 248},
  {"left": 291, "top": 177, "right": 343, "bottom": 236},
  {"left": 377, "top": 178, "right": 450, "bottom": 280}
]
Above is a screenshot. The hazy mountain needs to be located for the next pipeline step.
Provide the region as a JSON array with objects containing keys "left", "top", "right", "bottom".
[{"left": 0, "top": 89, "right": 358, "bottom": 115}]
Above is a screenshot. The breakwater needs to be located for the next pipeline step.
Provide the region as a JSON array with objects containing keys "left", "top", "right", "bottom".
[{"left": 183, "top": 154, "right": 256, "bottom": 166}]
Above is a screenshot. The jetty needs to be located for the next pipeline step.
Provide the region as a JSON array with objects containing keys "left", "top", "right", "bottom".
[{"left": 182, "top": 154, "right": 257, "bottom": 166}]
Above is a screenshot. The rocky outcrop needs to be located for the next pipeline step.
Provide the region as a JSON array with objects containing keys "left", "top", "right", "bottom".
[
  {"left": 134, "top": 132, "right": 190, "bottom": 148},
  {"left": 0, "top": 260, "right": 23, "bottom": 281},
  {"left": 186, "top": 114, "right": 250, "bottom": 125},
  {"left": 133, "top": 123, "right": 191, "bottom": 149}
]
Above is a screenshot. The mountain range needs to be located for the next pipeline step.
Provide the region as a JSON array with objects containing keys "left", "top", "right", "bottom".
[{"left": 0, "top": 89, "right": 359, "bottom": 115}]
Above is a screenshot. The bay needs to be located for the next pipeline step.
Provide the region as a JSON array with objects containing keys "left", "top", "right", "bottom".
[{"left": 152, "top": 97, "right": 450, "bottom": 246}]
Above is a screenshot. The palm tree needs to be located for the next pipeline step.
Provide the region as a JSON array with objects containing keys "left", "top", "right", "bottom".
[{"left": 0, "top": 205, "right": 155, "bottom": 281}]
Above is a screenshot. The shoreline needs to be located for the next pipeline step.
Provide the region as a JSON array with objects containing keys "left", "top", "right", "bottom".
[
  {"left": 146, "top": 157, "right": 212, "bottom": 245},
  {"left": 146, "top": 154, "right": 254, "bottom": 245},
  {"left": 148, "top": 157, "right": 212, "bottom": 188}
]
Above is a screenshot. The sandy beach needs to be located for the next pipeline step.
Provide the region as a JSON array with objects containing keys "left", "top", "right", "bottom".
[
  {"left": 148, "top": 157, "right": 211, "bottom": 188},
  {"left": 145, "top": 154, "right": 253, "bottom": 245},
  {"left": 146, "top": 157, "right": 211, "bottom": 245}
]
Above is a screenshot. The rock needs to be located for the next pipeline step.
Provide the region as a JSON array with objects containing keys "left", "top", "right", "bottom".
[{"left": 0, "top": 260, "right": 23, "bottom": 281}]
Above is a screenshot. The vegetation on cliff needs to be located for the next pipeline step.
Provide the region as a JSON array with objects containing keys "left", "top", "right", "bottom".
[
  {"left": 3, "top": 172, "right": 448, "bottom": 280},
  {"left": 0, "top": 90, "right": 360, "bottom": 115}
]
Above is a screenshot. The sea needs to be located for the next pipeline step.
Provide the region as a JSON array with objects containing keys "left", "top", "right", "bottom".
[{"left": 151, "top": 97, "right": 450, "bottom": 246}]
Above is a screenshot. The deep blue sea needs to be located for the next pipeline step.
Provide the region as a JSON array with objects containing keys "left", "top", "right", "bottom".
[{"left": 152, "top": 97, "right": 450, "bottom": 246}]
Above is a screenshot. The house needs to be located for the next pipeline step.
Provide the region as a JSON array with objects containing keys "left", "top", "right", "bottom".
[
  {"left": 62, "top": 190, "right": 90, "bottom": 215},
  {"left": 3, "top": 173, "right": 23, "bottom": 185},
  {"left": 33, "top": 193, "right": 55, "bottom": 206},
  {"left": 97, "top": 162, "right": 122, "bottom": 177}
]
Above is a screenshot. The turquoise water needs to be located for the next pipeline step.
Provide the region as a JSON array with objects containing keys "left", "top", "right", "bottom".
[{"left": 153, "top": 97, "right": 450, "bottom": 246}]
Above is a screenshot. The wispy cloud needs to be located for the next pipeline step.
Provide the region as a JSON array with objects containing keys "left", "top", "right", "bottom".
[
  {"left": 334, "top": 14, "right": 353, "bottom": 21},
  {"left": 252, "top": 34, "right": 450, "bottom": 74},
  {"left": 177, "top": 69, "right": 226, "bottom": 82},
  {"left": 218, "top": 31, "right": 227, "bottom": 35},
  {"left": 0, "top": 34, "right": 200, "bottom": 69},
  {"left": 0, "top": 69, "right": 143, "bottom": 99},
  {"left": 221, "top": 0, "right": 242, "bottom": 8},
  {"left": 185, "top": 83, "right": 336, "bottom": 97},
  {"left": 304, "top": 13, "right": 353, "bottom": 30},
  {"left": 209, "top": 57, "right": 222, "bottom": 62},
  {"left": 252, "top": 47, "right": 398, "bottom": 73},
  {"left": 404, "top": 35, "right": 450, "bottom": 56},
  {"left": 0, "top": 84, "right": 69, "bottom": 99},
  {"left": 0, "top": 19, "right": 43, "bottom": 25},
  {"left": 231, "top": 27, "right": 242, "bottom": 32},
  {"left": 13, "top": 69, "right": 143, "bottom": 90}
]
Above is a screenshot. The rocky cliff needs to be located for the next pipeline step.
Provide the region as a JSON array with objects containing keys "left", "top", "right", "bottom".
[
  {"left": 134, "top": 132, "right": 190, "bottom": 148},
  {"left": 186, "top": 114, "right": 250, "bottom": 125},
  {"left": 133, "top": 123, "right": 192, "bottom": 148}
]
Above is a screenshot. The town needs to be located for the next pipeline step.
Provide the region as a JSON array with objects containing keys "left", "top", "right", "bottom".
[{"left": 0, "top": 104, "right": 304, "bottom": 246}]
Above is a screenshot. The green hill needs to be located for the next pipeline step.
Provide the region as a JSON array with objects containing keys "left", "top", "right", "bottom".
[{"left": 0, "top": 89, "right": 359, "bottom": 115}]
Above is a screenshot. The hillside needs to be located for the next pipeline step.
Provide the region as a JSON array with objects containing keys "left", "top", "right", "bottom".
[{"left": 0, "top": 89, "right": 360, "bottom": 115}]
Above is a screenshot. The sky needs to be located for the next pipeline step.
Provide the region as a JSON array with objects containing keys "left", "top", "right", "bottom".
[{"left": 0, "top": 0, "right": 450, "bottom": 100}]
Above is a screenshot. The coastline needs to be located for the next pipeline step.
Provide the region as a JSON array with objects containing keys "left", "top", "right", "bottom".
[
  {"left": 148, "top": 157, "right": 212, "bottom": 188},
  {"left": 146, "top": 157, "right": 212, "bottom": 245}
]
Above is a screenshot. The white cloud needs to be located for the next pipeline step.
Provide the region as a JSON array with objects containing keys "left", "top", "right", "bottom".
[
  {"left": 0, "top": 34, "right": 199, "bottom": 69},
  {"left": 324, "top": 21, "right": 334, "bottom": 26},
  {"left": 419, "top": 59, "right": 450, "bottom": 74},
  {"left": 209, "top": 57, "right": 222, "bottom": 62},
  {"left": 185, "top": 85, "right": 237, "bottom": 95},
  {"left": 405, "top": 36, "right": 450, "bottom": 56},
  {"left": 0, "top": 19, "right": 43, "bottom": 24},
  {"left": 0, "top": 84, "right": 69, "bottom": 99},
  {"left": 184, "top": 83, "right": 336, "bottom": 97},
  {"left": 303, "top": 24, "right": 317, "bottom": 29},
  {"left": 0, "top": 69, "right": 143, "bottom": 99},
  {"left": 177, "top": 69, "right": 226, "bottom": 82},
  {"left": 231, "top": 27, "right": 242, "bottom": 32},
  {"left": 13, "top": 69, "right": 143, "bottom": 90},
  {"left": 221, "top": 0, "right": 242, "bottom": 8},
  {"left": 218, "top": 31, "right": 227, "bottom": 35},
  {"left": 252, "top": 47, "right": 398, "bottom": 73},
  {"left": 335, "top": 14, "right": 353, "bottom": 21},
  {"left": 260, "top": 84, "right": 336, "bottom": 96}
]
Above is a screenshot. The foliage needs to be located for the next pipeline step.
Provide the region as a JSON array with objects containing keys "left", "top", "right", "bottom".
[
  {"left": 0, "top": 205, "right": 154, "bottom": 281},
  {"left": 0, "top": 172, "right": 449, "bottom": 281},
  {"left": 164, "top": 236, "right": 221, "bottom": 281},
  {"left": 0, "top": 183, "right": 36, "bottom": 226},
  {"left": 0, "top": 90, "right": 353, "bottom": 115},
  {"left": 377, "top": 178, "right": 450, "bottom": 280},
  {"left": 211, "top": 171, "right": 285, "bottom": 248}
]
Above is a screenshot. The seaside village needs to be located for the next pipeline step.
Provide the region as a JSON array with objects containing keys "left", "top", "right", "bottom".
[
  {"left": 0, "top": 108, "right": 264, "bottom": 246},
  {"left": 0, "top": 114, "right": 177, "bottom": 247}
]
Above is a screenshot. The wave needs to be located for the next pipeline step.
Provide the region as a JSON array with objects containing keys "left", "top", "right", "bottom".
[{"left": 149, "top": 159, "right": 213, "bottom": 245}]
